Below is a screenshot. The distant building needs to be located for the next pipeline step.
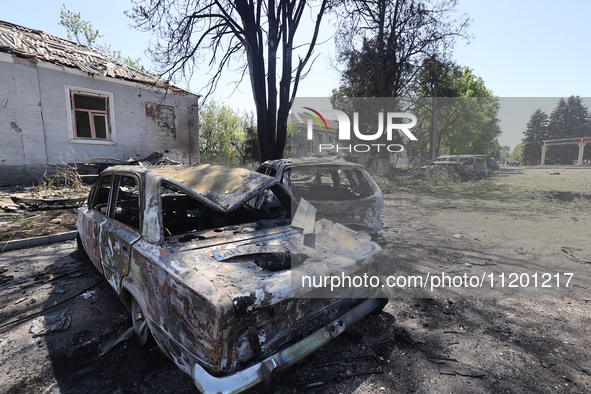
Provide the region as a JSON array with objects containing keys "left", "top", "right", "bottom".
[{"left": 0, "top": 20, "right": 200, "bottom": 185}]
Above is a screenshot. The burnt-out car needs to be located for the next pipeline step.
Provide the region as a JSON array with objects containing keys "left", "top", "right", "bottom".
[
  {"left": 76, "top": 164, "right": 384, "bottom": 393},
  {"left": 414, "top": 154, "right": 495, "bottom": 181},
  {"left": 257, "top": 157, "right": 384, "bottom": 234}
]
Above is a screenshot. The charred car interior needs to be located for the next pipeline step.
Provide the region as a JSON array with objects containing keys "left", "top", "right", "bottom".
[
  {"left": 258, "top": 157, "right": 384, "bottom": 234},
  {"left": 159, "top": 182, "right": 289, "bottom": 240},
  {"left": 76, "top": 164, "right": 384, "bottom": 393}
]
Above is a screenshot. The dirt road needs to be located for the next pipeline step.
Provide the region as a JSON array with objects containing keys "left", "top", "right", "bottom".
[{"left": 1, "top": 166, "right": 590, "bottom": 393}]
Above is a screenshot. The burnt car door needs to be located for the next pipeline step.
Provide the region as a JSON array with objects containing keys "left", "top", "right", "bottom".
[
  {"left": 99, "top": 174, "right": 141, "bottom": 294},
  {"left": 79, "top": 174, "right": 112, "bottom": 272}
]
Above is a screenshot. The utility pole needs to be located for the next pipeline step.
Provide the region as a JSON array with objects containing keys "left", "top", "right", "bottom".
[{"left": 431, "top": 64, "right": 439, "bottom": 161}]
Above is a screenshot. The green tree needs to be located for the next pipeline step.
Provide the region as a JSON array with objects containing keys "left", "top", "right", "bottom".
[
  {"left": 333, "top": 0, "right": 470, "bottom": 174},
  {"left": 129, "top": 0, "right": 330, "bottom": 162},
  {"left": 512, "top": 143, "right": 524, "bottom": 163},
  {"left": 59, "top": 5, "right": 144, "bottom": 71},
  {"left": 408, "top": 62, "right": 500, "bottom": 161},
  {"left": 199, "top": 100, "right": 255, "bottom": 166},
  {"left": 521, "top": 109, "right": 548, "bottom": 165},
  {"left": 489, "top": 141, "right": 510, "bottom": 162},
  {"left": 545, "top": 96, "right": 590, "bottom": 164},
  {"left": 336, "top": 0, "right": 470, "bottom": 98}
]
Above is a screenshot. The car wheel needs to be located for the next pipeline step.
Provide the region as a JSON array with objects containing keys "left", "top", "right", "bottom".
[{"left": 131, "top": 297, "right": 151, "bottom": 345}]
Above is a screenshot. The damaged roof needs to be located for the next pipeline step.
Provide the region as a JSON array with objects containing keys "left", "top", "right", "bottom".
[{"left": 0, "top": 20, "right": 193, "bottom": 95}]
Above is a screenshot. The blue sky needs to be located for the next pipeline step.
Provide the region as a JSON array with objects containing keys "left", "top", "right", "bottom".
[{"left": 3, "top": 0, "right": 590, "bottom": 150}]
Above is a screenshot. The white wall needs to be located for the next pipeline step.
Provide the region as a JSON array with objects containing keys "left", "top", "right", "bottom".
[{"left": 0, "top": 54, "right": 199, "bottom": 185}]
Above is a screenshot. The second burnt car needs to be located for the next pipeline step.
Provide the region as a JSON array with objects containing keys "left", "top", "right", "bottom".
[
  {"left": 257, "top": 157, "right": 384, "bottom": 234},
  {"left": 76, "top": 164, "right": 384, "bottom": 393},
  {"left": 413, "top": 154, "right": 497, "bottom": 181}
]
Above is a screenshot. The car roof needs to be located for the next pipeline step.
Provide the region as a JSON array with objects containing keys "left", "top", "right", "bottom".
[
  {"left": 262, "top": 156, "right": 364, "bottom": 169},
  {"left": 102, "top": 164, "right": 277, "bottom": 211}
]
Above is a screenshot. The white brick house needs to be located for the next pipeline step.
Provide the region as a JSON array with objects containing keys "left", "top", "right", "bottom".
[{"left": 0, "top": 20, "right": 200, "bottom": 185}]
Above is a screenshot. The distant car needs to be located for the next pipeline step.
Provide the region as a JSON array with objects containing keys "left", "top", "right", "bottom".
[
  {"left": 488, "top": 157, "right": 500, "bottom": 171},
  {"left": 504, "top": 158, "right": 520, "bottom": 166},
  {"left": 257, "top": 157, "right": 384, "bottom": 234},
  {"left": 76, "top": 164, "right": 384, "bottom": 393},
  {"left": 413, "top": 154, "right": 496, "bottom": 180}
]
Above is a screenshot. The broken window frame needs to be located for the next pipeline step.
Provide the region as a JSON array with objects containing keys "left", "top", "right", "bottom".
[
  {"left": 288, "top": 166, "right": 374, "bottom": 201},
  {"left": 66, "top": 86, "right": 116, "bottom": 145},
  {"left": 158, "top": 181, "right": 291, "bottom": 243},
  {"left": 89, "top": 172, "right": 142, "bottom": 233},
  {"left": 90, "top": 174, "right": 113, "bottom": 215},
  {"left": 111, "top": 175, "right": 142, "bottom": 232}
]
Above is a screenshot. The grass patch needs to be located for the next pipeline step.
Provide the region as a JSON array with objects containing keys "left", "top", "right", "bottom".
[{"left": 376, "top": 169, "right": 591, "bottom": 215}]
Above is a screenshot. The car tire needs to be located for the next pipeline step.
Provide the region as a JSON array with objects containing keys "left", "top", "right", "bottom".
[{"left": 131, "top": 297, "right": 151, "bottom": 345}]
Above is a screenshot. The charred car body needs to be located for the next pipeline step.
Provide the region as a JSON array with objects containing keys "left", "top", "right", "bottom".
[
  {"left": 257, "top": 157, "right": 384, "bottom": 234},
  {"left": 76, "top": 164, "right": 384, "bottom": 393},
  {"left": 414, "top": 154, "right": 497, "bottom": 181}
]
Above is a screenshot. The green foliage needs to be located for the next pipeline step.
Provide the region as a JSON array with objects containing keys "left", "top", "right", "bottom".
[
  {"left": 546, "top": 96, "right": 590, "bottom": 164},
  {"left": 407, "top": 62, "right": 500, "bottom": 161},
  {"left": 512, "top": 143, "right": 524, "bottom": 162},
  {"left": 199, "top": 100, "right": 256, "bottom": 166},
  {"left": 522, "top": 96, "right": 590, "bottom": 165},
  {"left": 489, "top": 140, "right": 510, "bottom": 162},
  {"left": 335, "top": 0, "right": 470, "bottom": 98},
  {"left": 59, "top": 4, "right": 101, "bottom": 46},
  {"left": 59, "top": 5, "right": 145, "bottom": 72},
  {"left": 521, "top": 109, "right": 548, "bottom": 165}
]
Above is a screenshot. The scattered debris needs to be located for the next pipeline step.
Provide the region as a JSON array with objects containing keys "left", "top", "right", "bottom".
[
  {"left": 395, "top": 327, "right": 424, "bottom": 345},
  {"left": 561, "top": 247, "right": 591, "bottom": 264},
  {"left": 427, "top": 356, "right": 459, "bottom": 363},
  {"left": 293, "top": 355, "right": 383, "bottom": 387},
  {"left": 79, "top": 289, "right": 98, "bottom": 300},
  {"left": 128, "top": 151, "right": 181, "bottom": 166},
  {"left": 428, "top": 357, "right": 484, "bottom": 378},
  {"left": 0, "top": 282, "right": 101, "bottom": 335},
  {"left": 0, "top": 266, "right": 13, "bottom": 285},
  {"left": 0, "top": 274, "right": 13, "bottom": 286},
  {"left": 0, "top": 212, "right": 23, "bottom": 217},
  {"left": 10, "top": 196, "right": 85, "bottom": 210},
  {"left": 29, "top": 309, "right": 72, "bottom": 337},
  {"left": 98, "top": 326, "right": 135, "bottom": 357}
]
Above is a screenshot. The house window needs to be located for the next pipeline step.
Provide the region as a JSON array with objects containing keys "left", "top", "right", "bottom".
[{"left": 71, "top": 91, "right": 111, "bottom": 140}]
